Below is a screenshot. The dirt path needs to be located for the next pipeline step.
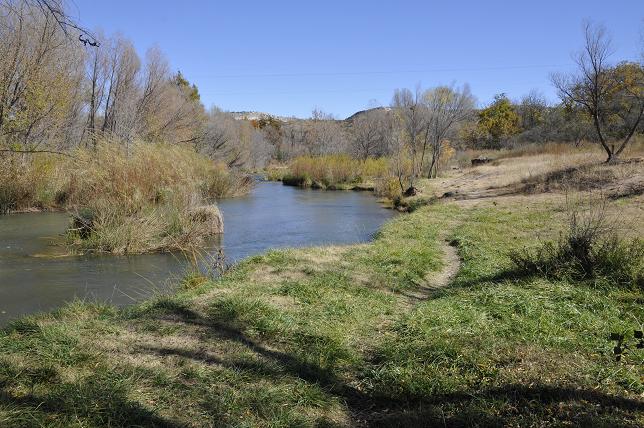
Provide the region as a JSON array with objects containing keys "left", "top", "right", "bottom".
[{"left": 401, "top": 239, "right": 461, "bottom": 305}]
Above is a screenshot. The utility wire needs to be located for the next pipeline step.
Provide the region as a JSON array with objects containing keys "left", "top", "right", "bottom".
[{"left": 190, "top": 63, "right": 574, "bottom": 79}]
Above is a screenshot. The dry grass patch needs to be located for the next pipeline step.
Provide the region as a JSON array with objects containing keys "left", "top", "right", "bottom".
[{"left": 0, "top": 141, "right": 253, "bottom": 254}]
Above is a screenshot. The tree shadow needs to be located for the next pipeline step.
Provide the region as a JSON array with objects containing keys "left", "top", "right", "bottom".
[
  {"left": 368, "top": 384, "right": 644, "bottom": 427},
  {"left": 0, "top": 369, "right": 182, "bottom": 427},
  {"left": 141, "top": 304, "right": 371, "bottom": 407},
  {"left": 140, "top": 299, "right": 644, "bottom": 427},
  {"left": 422, "top": 266, "right": 535, "bottom": 300},
  {"left": 5, "top": 287, "right": 639, "bottom": 426}
]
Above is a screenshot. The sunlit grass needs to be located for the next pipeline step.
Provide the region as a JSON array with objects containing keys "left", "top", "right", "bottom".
[{"left": 1, "top": 178, "right": 642, "bottom": 426}]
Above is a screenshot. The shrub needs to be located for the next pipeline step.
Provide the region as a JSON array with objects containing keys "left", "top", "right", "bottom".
[
  {"left": 511, "top": 194, "right": 643, "bottom": 288},
  {"left": 1, "top": 141, "right": 251, "bottom": 253},
  {"left": 0, "top": 153, "right": 64, "bottom": 213},
  {"left": 201, "top": 162, "right": 253, "bottom": 199},
  {"left": 285, "top": 155, "right": 388, "bottom": 188},
  {"left": 511, "top": 236, "right": 642, "bottom": 288},
  {"left": 264, "top": 165, "right": 289, "bottom": 181},
  {"left": 374, "top": 176, "right": 403, "bottom": 200},
  {"left": 61, "top": 142, "right": 235, "bottom": 253}
]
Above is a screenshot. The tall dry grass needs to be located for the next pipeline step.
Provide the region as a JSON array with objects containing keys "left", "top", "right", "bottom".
[
  {"left": 0, "top": 141, "right": 252, "bottom": 253},
  {"left": 0, "top": 153, "right": 66, "bottom": 213},
  {"left": 284, "top": 154, "right": 388, "bottom": 188},
  {"left": 446, "top": 140, "right": 644, "bottom": 193}
]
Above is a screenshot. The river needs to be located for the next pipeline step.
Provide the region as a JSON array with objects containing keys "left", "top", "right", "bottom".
[{"left": 0, "top": 182, "right": 395, "bottom": 325}]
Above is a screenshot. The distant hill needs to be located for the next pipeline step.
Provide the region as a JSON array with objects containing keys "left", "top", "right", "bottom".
[
  {"left": 228, "top": 107, "right": 392, "bottom": 124},
  {"left": 344, "top": 107, "right": 391, "bottom": 122},
  {"left": 229, "top": 111, "right": 297, "bottom": 122}
]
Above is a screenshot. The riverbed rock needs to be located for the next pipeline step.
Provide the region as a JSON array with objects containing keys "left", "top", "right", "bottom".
[{"left": 190, "top": 205, "right": 224, "bottom": 235}]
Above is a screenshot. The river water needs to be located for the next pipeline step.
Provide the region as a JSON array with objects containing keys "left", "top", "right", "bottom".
[{"left": 0, "top": 182, "right": 395, "bottom": 325}]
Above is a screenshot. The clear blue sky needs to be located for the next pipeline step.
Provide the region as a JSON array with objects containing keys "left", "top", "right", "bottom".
[{"left": 73, "top": 0, "right": 642, "bottom": 119}]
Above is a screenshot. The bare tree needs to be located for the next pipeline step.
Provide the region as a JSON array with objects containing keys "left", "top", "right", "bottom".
[
  {"left": 101, "top": 36, "right": 140, "bottom": 141},
  {"left": 387, "top": 127, "right": 414, "bottom": 195},
  {"left": 304, "top": 109, "right": 347, "bottom": 155},
  {"left": 391, "top": 85, "right": 425, "bottom": 177},
  {"left": 28, "top": 0, "right": 99, "bottom": 45},
  {"left": 350, "top": 108, "right": 390, "bottom": 159},
  {"left": 552, "top": 22, "right": 644, "bottom": 162},
  {"left": 422, "top": 84, "right": 475, "bottom": 178},
  {"left": 83, "top": 30, "right": 108, "bottom": 147},
  {"left": 0, "top": 1, "right": 85, "bottom": 150},
  {"left": 199, "top": 108, "right": 272, "bottom": 169}
]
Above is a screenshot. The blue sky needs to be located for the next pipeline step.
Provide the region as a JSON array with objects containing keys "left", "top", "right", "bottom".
[{"left": 72, "top": 0, "right": 642, "bottom": 119}]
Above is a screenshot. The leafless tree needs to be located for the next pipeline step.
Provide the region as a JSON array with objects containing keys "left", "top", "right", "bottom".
[
  {"left": 304, "top": 109, "right": 347, "bottom": 155},
  {"left": 83, "top": 30, "right": 108, "bottom": 147},
  {"left": 28, "top": 0, "right": 98, "bottom": 45},
  {"left": 422, "top": 84, "right": 475, "bottom": 178},
  {"left": 350, "top": 108, "right": 390, "bottom": 159},
  {"left": 391, "top": 86, "right": 425, "bottom": 177},
  {"left": 198, "top": 108, "right": 271, "bottom": 169},
  {"left": 387, "top": 127, "right": 413, "bottom": 194},
  {"left": 0, "top": 1, "right": 85, "bottom": 150},
  {"left": 518, "top": 89, "right": 548, "bottom": 131},
  {"left": 552, "top": 22, "right": 644, "bottom": 162},
  {"left": 101, "top": 36, "right": 140, "bottom": 142}
]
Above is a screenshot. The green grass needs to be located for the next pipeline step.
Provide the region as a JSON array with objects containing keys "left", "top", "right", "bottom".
[{"left": 1, "top": 199, "right": 642, "bottom": 427}]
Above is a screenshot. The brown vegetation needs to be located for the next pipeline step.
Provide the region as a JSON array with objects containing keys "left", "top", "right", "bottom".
[{"left": 0, "top": 142, "right": 248, "bottom": 253}]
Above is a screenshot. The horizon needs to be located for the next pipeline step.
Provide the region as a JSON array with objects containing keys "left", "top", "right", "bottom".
[{"left": 62, "top": 1, "right": 643, "bottom": 118}]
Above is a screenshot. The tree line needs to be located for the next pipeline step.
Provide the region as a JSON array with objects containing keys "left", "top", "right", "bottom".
[
  {"left": 0, "top": 0, "right": 271, "bottom": 169},
  {"left": 1, "top": 1, "right": 642, "bottom": 173}
]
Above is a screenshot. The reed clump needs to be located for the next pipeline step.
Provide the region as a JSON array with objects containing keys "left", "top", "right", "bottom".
[
  {"left": 283, "top": 154, "right": 387, "bottom": 189},
  {"left": 0, "top": 141, "right": 252, "bottom": 253}
]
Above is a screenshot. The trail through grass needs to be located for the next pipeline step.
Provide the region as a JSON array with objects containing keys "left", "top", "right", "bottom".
[{"left": 1, "top": 197, "right": 642, "bottom": 427}]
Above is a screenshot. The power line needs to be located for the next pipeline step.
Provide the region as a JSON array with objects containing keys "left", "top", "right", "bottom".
[
  {"left": 200, "top": 88, "right": 396, "bottom": 96},
  {"left": 190, "top": 64, "right": 574, "bottom": 79}
]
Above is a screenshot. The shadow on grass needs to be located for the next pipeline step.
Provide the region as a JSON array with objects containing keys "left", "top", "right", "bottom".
[
  {"left": 421, "top": 266, "right": 533, "bottom": 300},
  {"left": 3, "top": 297, "right": 640, "bottom": 426},
  {"left": 368, "top": 384, "right": 644, "bottom": 427},
  {"left": 135, "top": 299, "right": 643, "bottom": 427},
  {"left": 0, "top": 370, "right": 181, "bottom": 427}
]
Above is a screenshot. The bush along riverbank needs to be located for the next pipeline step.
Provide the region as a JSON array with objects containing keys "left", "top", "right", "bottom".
[
  {"left": 0, "top": 189, "right": 641, "bottom": 426},
  {"left": 268, "top": 154, "right": 388, "bottom": 191},
  {"left": 0, "top": 142, "right": 253, "bottom": 254}
]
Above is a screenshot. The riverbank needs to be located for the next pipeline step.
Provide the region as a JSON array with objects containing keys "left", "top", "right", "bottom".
[
  {"left": 265, "top": 155, "right": 388, "bottom": 194},
  {"left": 0, "top": 182, "right": 394, "bottom": 326},
  {"left": 0, "top": 143, "right": 254, "bottom": 254},
  {"left": 1, "top": 150, "right": 642, "bottom": 426}
]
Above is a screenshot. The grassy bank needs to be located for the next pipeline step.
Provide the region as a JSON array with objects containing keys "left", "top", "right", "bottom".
[
  {"left": 0, "top": 142, "right": 252, "bottom": 253},
  {"left": 1, "top": 185, "right": 641, "bottom": 426},
  {"left": 273, "top": 155, "right": 388, "bottom": 191}
]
